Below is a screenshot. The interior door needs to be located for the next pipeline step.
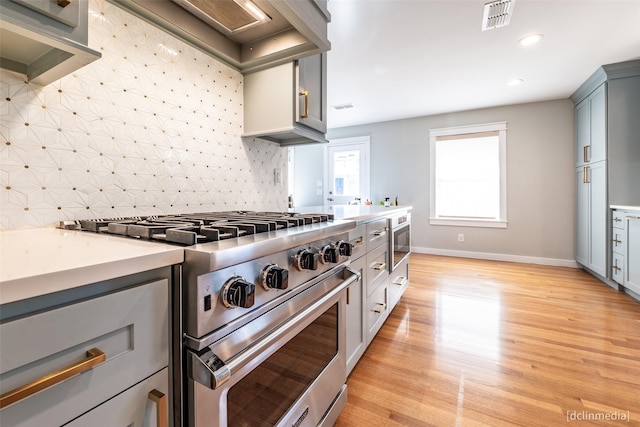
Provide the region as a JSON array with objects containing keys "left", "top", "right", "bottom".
[{"left": 325, "top": 137, "right": 370, "bottom": 207}]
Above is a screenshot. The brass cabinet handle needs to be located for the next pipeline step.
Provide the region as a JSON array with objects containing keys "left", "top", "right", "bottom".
[
  {"left": 613, "top": 217, "right": 622, "bottom": 222},
  {"left": 613, "top": 238, "right": 622, "bottom": 244},
  {"left": 613, "top": 265, "right": 622, "bottom": 271},
  {"left": 299, "top": 90, "right": 309, "bottom": 119},
  {"left": 0, "top": 348, "right": 106, "bottom": 409},
  {"left": 352, "top": 240, "right": 365, "bottom": 248},
  {"left": 582, "top": 166, "right": 590, "bottom": 184},
  {"left": 392, "top": 276, "right": 408, "bottom": 286},
  {"left": 148, "top": 389, "right": 168, "bottom": 427},
  {"left": 583, "top": 145, "right": 589, "bottom": 163},
  {"left": 373, "top": 262, "right": 386, "bottom": 271},
  {"left": 628, "top": 215, "right": 639, "bottom": 220},
  {"left": 373, "top": 303, "right": 386, "bottom": 314},
  {"left": 373, "top": 229, "right": 386, "bottom": 237}
]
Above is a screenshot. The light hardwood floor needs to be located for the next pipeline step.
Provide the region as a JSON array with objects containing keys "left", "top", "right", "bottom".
[{"left": 335, "top": 254, "right": 640, "bottom": 427}]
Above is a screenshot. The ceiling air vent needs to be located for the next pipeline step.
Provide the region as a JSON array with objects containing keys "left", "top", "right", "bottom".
[{"left": 481, "top": 0, "right": 516, "bottom": 31}]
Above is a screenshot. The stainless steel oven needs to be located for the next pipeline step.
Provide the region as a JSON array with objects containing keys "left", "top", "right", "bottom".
[
  {"left": 389, "top": 212, "right": 411, "bottom": 272},
  {"left": 187, "top": 265, "right": 359, "bottom": 427}
]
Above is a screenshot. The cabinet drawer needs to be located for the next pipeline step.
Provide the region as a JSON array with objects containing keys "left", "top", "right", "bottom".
[
  {"left": 0, "top": 279, "right": 169, "bottom": 427},
  {"left": 366, "top": 243, "right": 389, "bottom": 296},
  {"left": 612, "top": 252, "right": 624, "bottom": 285},
  {"left": 366, "top": 284, "right": 388, "bottom": 345},
  {"left": 612, "top": 228, "right": 626, "bottom": 255},
  {"left": 348, "top": 224, "right": 367, "bottom": 260},
  {"left": 389, "top": 259, "right": 409, "bottom": 310},
  {"left": 65, "top": 367, "right": 169, "bottom": 427},
  {"left": 366, "top": 218, "right": 388, "bottom": 251},
  {"left": 612, "top": 210, "right": 625, "bottom": 229}
]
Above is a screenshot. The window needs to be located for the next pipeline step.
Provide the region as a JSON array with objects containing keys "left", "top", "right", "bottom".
[{"left": 429, "top": 122, "right": 507, "bottom": 228}]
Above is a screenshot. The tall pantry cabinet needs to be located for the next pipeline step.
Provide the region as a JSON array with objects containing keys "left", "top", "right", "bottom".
[{"left": 571, "top": 59, "right": 640, "bottom": 283}]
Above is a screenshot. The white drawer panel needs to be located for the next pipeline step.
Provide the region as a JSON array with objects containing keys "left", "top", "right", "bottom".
[
  {"left": 366, "top": 284, "right": 388, "bottom": 345},
  {"left": 389, "top": 258, "right": 409, "bottom": 310},
  {"left": 612, "top": 210, "right": 625, "bottom": 230},
  {"left": 612, "top": 252, "right": 624, "bottom": 285},
  {"left": 0, "top": 279, "right": 169, "bottom": 427},
  {"left": 366, "top": 243, "right": 388, "bottom": 296},
  {"left": 366, "top": 218, "right": 388, "bottom": 251},
  {"left": 612, "top": 228, "right": 626, "bottom": 255},
  {"left": 347, "top": 224, "right": 367, "bottom": 260},
  {"left": 65, "top": 368, "right": 169, "bottom": 427}
]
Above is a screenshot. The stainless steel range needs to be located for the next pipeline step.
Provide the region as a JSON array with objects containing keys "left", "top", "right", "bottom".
[{"left": 70, "top": 211, "right": 359, "bottom": 427}]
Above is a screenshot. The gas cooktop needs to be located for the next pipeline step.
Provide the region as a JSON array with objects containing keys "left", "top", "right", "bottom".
[{"left": 60, "top": 211, "right": 335, "bottom": 246}]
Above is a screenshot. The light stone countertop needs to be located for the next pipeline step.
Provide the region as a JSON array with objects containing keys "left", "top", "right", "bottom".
[
  {"left": 0, "top": 227, "right": 184, "bottom": 305},
  {"left": 611, "top": 205, "right": 640, "bottom": 212},
  {"left": 291, "top": 204, "right": 412, "bottom": 223}
]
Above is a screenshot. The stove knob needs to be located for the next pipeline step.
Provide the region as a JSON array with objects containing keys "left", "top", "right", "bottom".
[
  {"left": 337, "top": 240, "right": 353, "bottom": 257},
  {"left": 295, "top": 249, "right": 319, "bottom": 271},
  {"left": 261, "top": 264, "right": 289, "bottom": 290},
  {"left": 320, "top": 244, "right": 340, "bottom": 264},
  {"left": 221, "top": 276, "right": 255, "bottom": 309}
]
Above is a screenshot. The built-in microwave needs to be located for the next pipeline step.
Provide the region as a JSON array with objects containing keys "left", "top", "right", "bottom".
[{"left": 389, "top": 212, "right": 411, "bottom": 272}]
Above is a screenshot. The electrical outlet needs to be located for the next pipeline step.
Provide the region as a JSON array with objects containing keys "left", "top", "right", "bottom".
[{"left": 457, "top": 233, "right": 464, "bottom": 242}]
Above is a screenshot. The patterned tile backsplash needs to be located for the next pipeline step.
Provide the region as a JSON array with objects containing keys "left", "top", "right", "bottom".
[{"left": 0, "top": 0, "right": 288, "bottom": 230}]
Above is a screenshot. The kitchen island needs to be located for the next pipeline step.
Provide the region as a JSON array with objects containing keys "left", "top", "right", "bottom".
[{"left": 0, "top": 227, "right": 182, "bottom": 426}]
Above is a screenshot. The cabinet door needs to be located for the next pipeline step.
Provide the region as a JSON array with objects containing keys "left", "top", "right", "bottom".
[
  {"left": 345, "top": 256, "right": 366, "bottom": 375},
  {"left": 297, "top": 53, "right": 327, "bottom": 133},
  {"left": 575, "top": 98, "right": 590, "bottom": 167},
  {"left": 575, "top": 84, "right": 607, "bottom": 166},
  {"left": 625, "top": 215, "right": 640, "bottom": 294},
  {"left": 575, "top": 166, "right": 590, "bottom": 266},
  {"left": 589, "top": 84, "right": 607, "bottom": 164},
  {"left": 588, "top": 161, "right": 607, "bottom": 277}
]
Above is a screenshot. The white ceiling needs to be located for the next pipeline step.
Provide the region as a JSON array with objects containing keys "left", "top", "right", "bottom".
[{"left": 325, "top": 0, "right": 640, "bottom": 129}]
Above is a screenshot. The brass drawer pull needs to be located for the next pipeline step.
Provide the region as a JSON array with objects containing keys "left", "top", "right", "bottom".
[
  {"left": 613, "top": 217, "right": 622, "bottom": 222},
  {"left": 0, "top": 348, "right": 106, "bottom": 409},
  {"left": 373, "top": 229, "right": 386, "bottom": 237},
  {"left": 299, "top": 90, "right": 309, "bottom": 119},
  {"left": 373, "top": 262, "right": 386, "bottom": 271},
  {"left": 613, "top": 265, "right": 622, "bottom": 271},
  {"left": 373, "top": 303, "right": 386, "bottom": 314},
  {"left": 352, "top": 240, "right": 364, "bottom": 248},
  {"left": 628, "top": 215, "right": 639, "bottom": 220},
  {"left": 613, "top": 238, "right": 622, "bottom": 244},
  {"left": 148, "top": 389, "right": 168, "bottom": 427},
  {"left": 392, "top": 276, "right": 408, "bottom": 286}
]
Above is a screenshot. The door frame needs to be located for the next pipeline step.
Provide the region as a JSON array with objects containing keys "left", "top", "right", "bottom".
[{"left": 324, "top": 136, "right": 371, "bottom": 208}]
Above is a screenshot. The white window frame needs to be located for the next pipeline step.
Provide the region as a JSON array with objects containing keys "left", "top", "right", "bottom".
[
  {"left": 323, "top": 136, "right": 371, "bottom": 207},
  {"left": 429, "top": 122, "right": 508, "bottom": 228}
]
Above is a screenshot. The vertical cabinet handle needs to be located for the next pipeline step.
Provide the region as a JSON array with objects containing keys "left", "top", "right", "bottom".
[
  {"left": 148, "top": 389, "right": 167, "bottom": 427},
  {"left": 299, "top": 90, "right": 309, "bottom": 119},
  {"left": 582, "top": 166, "right": 590, "bottom": 184},
  {"left": 346, "top": 286, "right": 350, "bottom": 305},
  {"left": 583, "top": 145, "right": 589, "bottom": 163},
  {"left": 0, "top": 348, "right": 106, "bottom": 409}
]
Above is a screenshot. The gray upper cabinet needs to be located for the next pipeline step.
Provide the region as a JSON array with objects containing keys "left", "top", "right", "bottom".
[
  {"left": 244, "top": 52, "right": 328, "bottom": 145},
  {"left": 0, "top": 0, "right": 101, "bottom": 85},
  {"left": 109, "top": 0, "right": 330, "bottom": 74}
]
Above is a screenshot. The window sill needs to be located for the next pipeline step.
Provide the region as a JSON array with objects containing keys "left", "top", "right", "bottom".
[{"left": 429, "top": 218, "right": 508, "bottom": 228}]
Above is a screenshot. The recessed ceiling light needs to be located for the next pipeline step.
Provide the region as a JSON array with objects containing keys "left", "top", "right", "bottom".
[
  {"left": 518, "top": 34, "right": 543, "bottom": 46},
  {"left": 507, "top": 79, "right": 524, "bottom": 86}
]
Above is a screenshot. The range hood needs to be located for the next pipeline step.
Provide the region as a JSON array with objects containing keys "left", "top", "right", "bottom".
[{"left": 109, "top": 0, "right": 330, "bottom": 74}]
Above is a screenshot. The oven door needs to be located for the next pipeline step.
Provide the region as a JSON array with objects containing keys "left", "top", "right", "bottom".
[
  {"left": 187, "top": 265, "right": 360, "bottom": 427},
  {"left": 390, "top": 216, "right": 411, "bottom": 272}
]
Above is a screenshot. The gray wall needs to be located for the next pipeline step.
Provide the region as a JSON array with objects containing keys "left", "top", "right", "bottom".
[
  {"left": 291, "top": 145, "right": 325, "bottom": 207},
  {"left": 327, "top": 99, "right": 576, "bottom": 265}
]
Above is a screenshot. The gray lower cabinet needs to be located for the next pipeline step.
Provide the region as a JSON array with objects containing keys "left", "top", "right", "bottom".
[
  {"left": 613, "top": 209, "right": 640, "bottom": 296},
  {"left": 344, "top": 211, "right": 411, "bottom": 375},
  {"left": 0, "top": 279, "right": 169, "bottom": 427}
]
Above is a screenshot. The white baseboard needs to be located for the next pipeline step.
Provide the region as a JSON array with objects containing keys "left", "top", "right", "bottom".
[{"left": 411, "top": 246, "right": 579, "bottom": 268}]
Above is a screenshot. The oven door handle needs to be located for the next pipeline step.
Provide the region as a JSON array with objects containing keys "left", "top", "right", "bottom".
[{"left": 188, "top": 266, "right": 361, "bottom": 390}]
